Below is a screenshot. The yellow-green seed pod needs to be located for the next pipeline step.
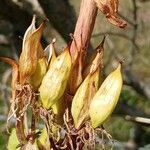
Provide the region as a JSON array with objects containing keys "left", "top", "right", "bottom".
[
  {"left": 38, "top": 128, "right": 47, "bottom": 146},
  {"left": 89, "top": 63, "right": 123, "bottom": 128},
  {"left": 71, "top": 50, "right": 103, "bottom": 129},
  {"left": 39, "top": 47, "right": 72, "bottom": 109},
  {"left": 38, "top": 128, "right": 51, "bottom": 150},
  {"left": 47, "top": 42, "right": 65, "bottom": 124},
  {"left": 7, "top": 128, "right": 19, "bottom": 150},
  {"left": 71, "top": 75, "right": 93, "bottom": 129},
  {"left": 51, "top": 96, "right": 66, "bottom": 124},
  {"left": 30, "top": 57, "right": 47, "bottom": 90}
]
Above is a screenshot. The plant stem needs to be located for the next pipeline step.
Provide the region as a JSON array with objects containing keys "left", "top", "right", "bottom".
[
  {"left": 70, "top": 0, "right": 98, "bottom": 56},
  {"left": 16, "top": 103, "right": 27, "bottom": 143}
]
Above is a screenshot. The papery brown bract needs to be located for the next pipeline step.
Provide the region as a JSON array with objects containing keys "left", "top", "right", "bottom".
[
  {"left": 83, "top": 36, "right": 105, "bottom": 79},
  {"left": 68, "top": 47, "right": 85, "bottom": 95},
  {"left": 67, "top": 35, "right": 85, "bottom": 95}
]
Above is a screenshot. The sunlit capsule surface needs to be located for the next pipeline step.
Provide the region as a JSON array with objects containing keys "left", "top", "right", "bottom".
[{"left": 89, "top": 64, "right": 123, "bottom": 128}]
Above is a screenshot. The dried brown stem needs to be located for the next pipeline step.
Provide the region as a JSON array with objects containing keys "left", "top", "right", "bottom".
[
  {"left": 30, "top": 111, "right": 36, "bottom": 143},
  {"left": 16, "top": 96, "right": 27, "bottom": 143}
]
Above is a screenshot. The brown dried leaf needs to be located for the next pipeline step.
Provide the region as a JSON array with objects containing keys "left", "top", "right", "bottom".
[
  {"left": 19, "top": 18, "right": 45, "bottom": 84},
  {"left": 94, "top": 0, "right": 127, "bottom": 28},
  {"left": 0, "top": 57, "right": 19, "bottom": 100}
]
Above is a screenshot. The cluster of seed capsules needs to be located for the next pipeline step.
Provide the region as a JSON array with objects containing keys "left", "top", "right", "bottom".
[{"left": 1, "top": 16, "right": 123, "bottom": 149}]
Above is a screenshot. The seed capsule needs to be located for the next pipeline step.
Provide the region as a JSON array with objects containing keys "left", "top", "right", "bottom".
[
  {"left": 51, "top": 96, "right": 66, "bottom": 124},
  {"left": 30, "top": 57, "right": 47, "bottom": 90},
  {"left": 45, "top": 42, "right": 65, "bottom": 124},
  {"left": 7, "top": 128, "right": 19, "bottom": 150},
  {"left": 71, "top": 50, "right": 103, "bottom": 129},
  {"left": 39, "top": 47, "right": 72, "bottom": 109},
  {"left": 89, "top": 63, "right": 123, "bottom": 128},
  {"left": 38, "top": 128, "right": 50, "bottom": 149},
  {"left": 19, "top": 16, "right": 45, "bottom": 84}
]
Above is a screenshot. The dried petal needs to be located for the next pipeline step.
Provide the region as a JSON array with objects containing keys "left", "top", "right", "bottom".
[
  {"left": 83, "top": 36, "right": 105, "bottom": 79},
  {"left": 22, "top": 15, "right": 36, "bottom": 45},
  {"left": 94, "top": 0, "right": 127, "bottom": 28},
  {"left": 19, "top": 18, "right": 45, "bottom": 84}
]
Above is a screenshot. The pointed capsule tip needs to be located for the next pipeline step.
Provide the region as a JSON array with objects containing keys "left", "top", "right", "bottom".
[
  {"left": 117, "top": 63, "right": 121, "bottom": 70},
  {"left": 96, "top": 36, "right": 106, "bottom": 53},
  {"left": 52, "top": 38, "right": 56, "bottom": 44},
  {"left": 115, "top": 57, "right": 125, "bottom": 70},
  {"left": 101, "top": 35, "right": 106, "bottom": 46},
  {"left": 32, "top": 15, "right": 36, "bottom": 25},
  {"left": 116, "top": 62, "right": 123, "bottom": 72}
]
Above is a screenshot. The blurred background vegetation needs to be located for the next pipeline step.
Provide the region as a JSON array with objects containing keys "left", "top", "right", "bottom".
[{"left": 0, "top": 0, "right": 150, "bottom": 149}]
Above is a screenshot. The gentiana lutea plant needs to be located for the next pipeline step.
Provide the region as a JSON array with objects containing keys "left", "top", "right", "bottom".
[{"left": 0, "top": 0, "right": 127, "bottom": 149}]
